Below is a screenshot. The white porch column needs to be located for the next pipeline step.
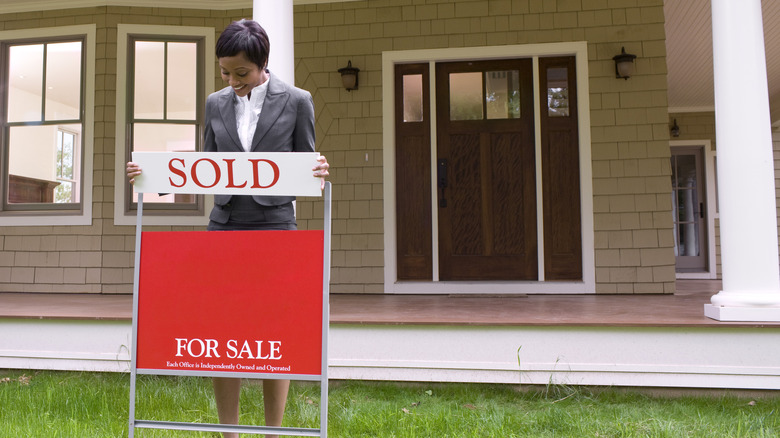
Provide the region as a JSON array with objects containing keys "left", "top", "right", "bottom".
[
  {"left": 705, "top": 0, "right": 780, "bottom": 321},
  {"left": 253, "top": 0, "right": 295, "bottom": 85}
]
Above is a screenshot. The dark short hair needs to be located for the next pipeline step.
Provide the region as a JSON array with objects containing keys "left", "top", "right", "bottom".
[{"left": 215, "top": 19, "right": 270, "bottom": 69}]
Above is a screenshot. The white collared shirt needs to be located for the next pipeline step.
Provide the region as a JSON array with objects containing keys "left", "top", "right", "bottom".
[{"left": 234, "top": 77, "right": 270, "bottom": 152}]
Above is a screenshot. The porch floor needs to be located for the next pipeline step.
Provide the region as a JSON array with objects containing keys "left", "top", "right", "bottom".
[{"left": 1, "top": 280, "right": 779, "bottom": 328}]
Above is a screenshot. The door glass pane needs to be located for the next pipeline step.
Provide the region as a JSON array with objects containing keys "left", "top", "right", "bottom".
[
  {"left": 8, "top": 44, "right": 44, "bottom": 123},
  {"left": 677, "top": 222, "right": 700, "bottom": 256},
  {"left": 45, "top": 42, "right": 81, "bottom": 121},
  {"left": 676, "top": 188, "right": 699, "bottom": 222},
  {"left": 134, "top": 41, "right": 165, "bottom": 119},
  {"left": 674, "top": 155, "right": 696, "bottom": 189},
  {"left": 7, "top": 124, "right": 81, "bottom": 204},
  {"left": 671, "top": 154, "right": 701, "bottom": 258},
  {"left": 133, "top": 123, "right": 196, "bottom": 204},
  {"left": 449, "top": 72, "right": 482, "bottom": 120},
  {"left": 166, "top": 42, "right": 197, "bottom": 120},
  {"left": 485, "top": 70, "right": 520, "bottom": 119},
  {"left": 547, "top": 67, "right": 570, "bottom": 117},
  {"left": 402, "top": 74, "right": 423, "bottom": 122}
]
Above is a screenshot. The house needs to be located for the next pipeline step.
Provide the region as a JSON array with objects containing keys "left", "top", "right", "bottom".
[{"left": 0, "top": 0, "right": 779, "bottom": 389}]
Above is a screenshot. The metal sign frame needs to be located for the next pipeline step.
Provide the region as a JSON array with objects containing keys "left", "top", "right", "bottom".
[{"left": 128, "top": 182, "right": 331, "bottom": 437}]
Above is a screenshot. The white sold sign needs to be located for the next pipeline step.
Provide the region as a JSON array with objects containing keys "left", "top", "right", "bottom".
[{"left": 131, "top": 152, "right": 322, "bottom": 197}]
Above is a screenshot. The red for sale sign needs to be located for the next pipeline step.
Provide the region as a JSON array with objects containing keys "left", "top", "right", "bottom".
[{"left": 136, "top": 230, "right": 324, "bottom": 377}]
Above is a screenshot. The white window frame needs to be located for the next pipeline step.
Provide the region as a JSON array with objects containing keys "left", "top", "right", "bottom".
[
  {"left": 0, "top": 24, "right": 95, "bottom": 226},
  {"left": 382, "top": 42, "right": 595, "bottom": 294},
  {"left": 114, "top": 24, "right": 214, "bottom": 226}
]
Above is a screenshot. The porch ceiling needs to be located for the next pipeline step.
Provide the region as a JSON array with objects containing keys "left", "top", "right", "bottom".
[{"left": 665, "top": 0, "right": 780, "bottom": 125}]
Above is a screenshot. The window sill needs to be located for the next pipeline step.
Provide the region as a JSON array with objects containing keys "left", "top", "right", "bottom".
[{"left": 0, "top": 213, "right": 92, "bottom": 227}]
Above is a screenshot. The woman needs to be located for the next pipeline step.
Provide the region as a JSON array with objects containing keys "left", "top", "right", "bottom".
[{"left": 127, "top": 19, "right": 329, "bottom": 438}]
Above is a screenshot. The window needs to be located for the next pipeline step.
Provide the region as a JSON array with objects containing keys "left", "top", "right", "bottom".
[
  {"left": 129, "top": 39, "right": 201, "bottom": 207},
  {"left": 0, "top": 26, "right": 95, "bottom": 225},
  {"left": 402, "top": 74, "right": 423, "bottom": 122},
  {"left": 114, "top": 25, "right": 214, "bottom": 226},
  {"left": 448, "top": 70, "right": 522, "bottom": 121},
  {"left": 546, "top": 67, "right": 570, "bottom": 117}
]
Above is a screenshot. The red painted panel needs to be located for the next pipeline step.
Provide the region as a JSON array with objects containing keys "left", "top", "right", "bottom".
[{"left": 136, "top": 230, "right": 324, "bottom": 376}]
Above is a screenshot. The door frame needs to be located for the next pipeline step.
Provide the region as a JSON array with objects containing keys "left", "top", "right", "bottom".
[
  {"left": 670, "top": 140, "right": 718, "bottom": 279},
  {"left": 382, "top": 42, "right": 595, "bottom": 294}
]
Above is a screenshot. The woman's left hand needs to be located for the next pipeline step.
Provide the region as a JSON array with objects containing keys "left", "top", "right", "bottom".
[{"left": 313, "top": 155, "right": 330, "bottom": 189}]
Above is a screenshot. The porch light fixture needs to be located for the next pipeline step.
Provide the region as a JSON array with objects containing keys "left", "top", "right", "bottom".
[
  {"left": 613, "top": 47, "right": 636, "bottom": 80},
  {"left": 670, "top": 119, "right": 680, "bottom": 137},
  {"left": 338, "top": 60, "right": 359, "bottom": 91}
]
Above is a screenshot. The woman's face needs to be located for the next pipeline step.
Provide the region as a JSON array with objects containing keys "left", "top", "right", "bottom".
[{"left": 219, "top": 51, "right": 267, "bottom": 97}]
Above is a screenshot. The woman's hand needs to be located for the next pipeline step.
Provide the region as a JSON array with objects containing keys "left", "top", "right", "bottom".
[
  {"left": 313, "top": 155, "right": 330, "bottom": 189},
  {"left": 126, "top": 161, "right": 142, "bottom": 185}
]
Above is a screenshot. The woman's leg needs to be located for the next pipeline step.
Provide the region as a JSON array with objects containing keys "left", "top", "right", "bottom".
[
  {"left": 213, "top": 377, "right": 242, "bottom": 438},
  {"left": 262, "top": 379, "right": 290, "bottom": 438}
]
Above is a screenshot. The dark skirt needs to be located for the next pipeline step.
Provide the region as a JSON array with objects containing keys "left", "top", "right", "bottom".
[{"left": 207, "top": 196, "right": 297, "bottom": 231}]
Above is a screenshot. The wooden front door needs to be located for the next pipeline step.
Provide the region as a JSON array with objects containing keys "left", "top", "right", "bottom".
[{"left": 435, "top": 59, "right": 538, "bottom": 280}]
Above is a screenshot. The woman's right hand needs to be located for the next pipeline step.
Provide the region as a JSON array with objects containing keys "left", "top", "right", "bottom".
[{"left": 126, "top": 161, "right": 142, "bottom": 185}]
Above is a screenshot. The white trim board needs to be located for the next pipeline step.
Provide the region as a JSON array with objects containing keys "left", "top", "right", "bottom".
[
  {"left": 329, "top": 324, "right": 780, "bottom": 389},
  {"left": 382, "top": 42, "right": 595, "bottom": 294},
  {"left": 0, "top": 319, "right": 131, "bottom": 372},
  {"left": 0, "top": 0, "right": 360, "bottom": 14},
  {"left": 5, "top": 317, "right": 780, "bottom": 390}
]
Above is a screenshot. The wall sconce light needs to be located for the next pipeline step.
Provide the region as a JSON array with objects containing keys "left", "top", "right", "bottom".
[
  {"left": 670, "top": 119, "right": 680, "bottom": 137},
  {"left": 338, "top": 60, "right": 359, "bottom": 91},
  {"left": 613, "top": 47, "right": 636, "bottom": 80}
]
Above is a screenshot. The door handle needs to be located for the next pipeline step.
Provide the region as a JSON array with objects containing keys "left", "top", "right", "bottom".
[
  {"left": 437, "top": 159, "right": 447, "bottom": 207},
  {"left": 437, "top": 159, "right": 448, "bottom": 188}
]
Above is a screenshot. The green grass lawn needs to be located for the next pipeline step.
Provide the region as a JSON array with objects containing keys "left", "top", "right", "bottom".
[{"left": 1, "top": 369, "right": 778, "bottom": 437}]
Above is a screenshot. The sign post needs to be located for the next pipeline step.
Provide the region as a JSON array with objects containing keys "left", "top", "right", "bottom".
[{"left": 128, "top": 152, "right": 331, "bottom": 437}]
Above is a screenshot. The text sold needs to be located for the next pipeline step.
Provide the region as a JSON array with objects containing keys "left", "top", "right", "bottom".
[{"left": 167, "top": 158, "right": 279, "bottom": 190}]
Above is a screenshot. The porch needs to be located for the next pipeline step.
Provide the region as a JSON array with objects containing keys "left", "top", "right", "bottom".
[{"left": 1, "top": 280, "right": 779, "bottom": 389}]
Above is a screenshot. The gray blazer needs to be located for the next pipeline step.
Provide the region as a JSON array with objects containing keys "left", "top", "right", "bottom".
[{"left": 204, "top": 73, "right": 315, "bottom": 216}]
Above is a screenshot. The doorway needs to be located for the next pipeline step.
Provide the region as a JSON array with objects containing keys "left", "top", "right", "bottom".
[
  {"left": 670, "top": 145, "right": 710, "bottom": 273},
  {"left": 394, "top": 56, "right": 583, "bottom": 282},
  {"left": 384, "top": 43, "right": 596, "bottom": 294}
]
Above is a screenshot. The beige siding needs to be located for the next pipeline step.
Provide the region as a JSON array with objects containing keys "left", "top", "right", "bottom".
[
  {"left": 0, "top": 6, "right": 253, "bottom": 294},
  {"left": 0, "top": 0, "right": 676, "bottom": 295},
  {"left": 295, "top": 0, "right": 673, "bottom": 293}
]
